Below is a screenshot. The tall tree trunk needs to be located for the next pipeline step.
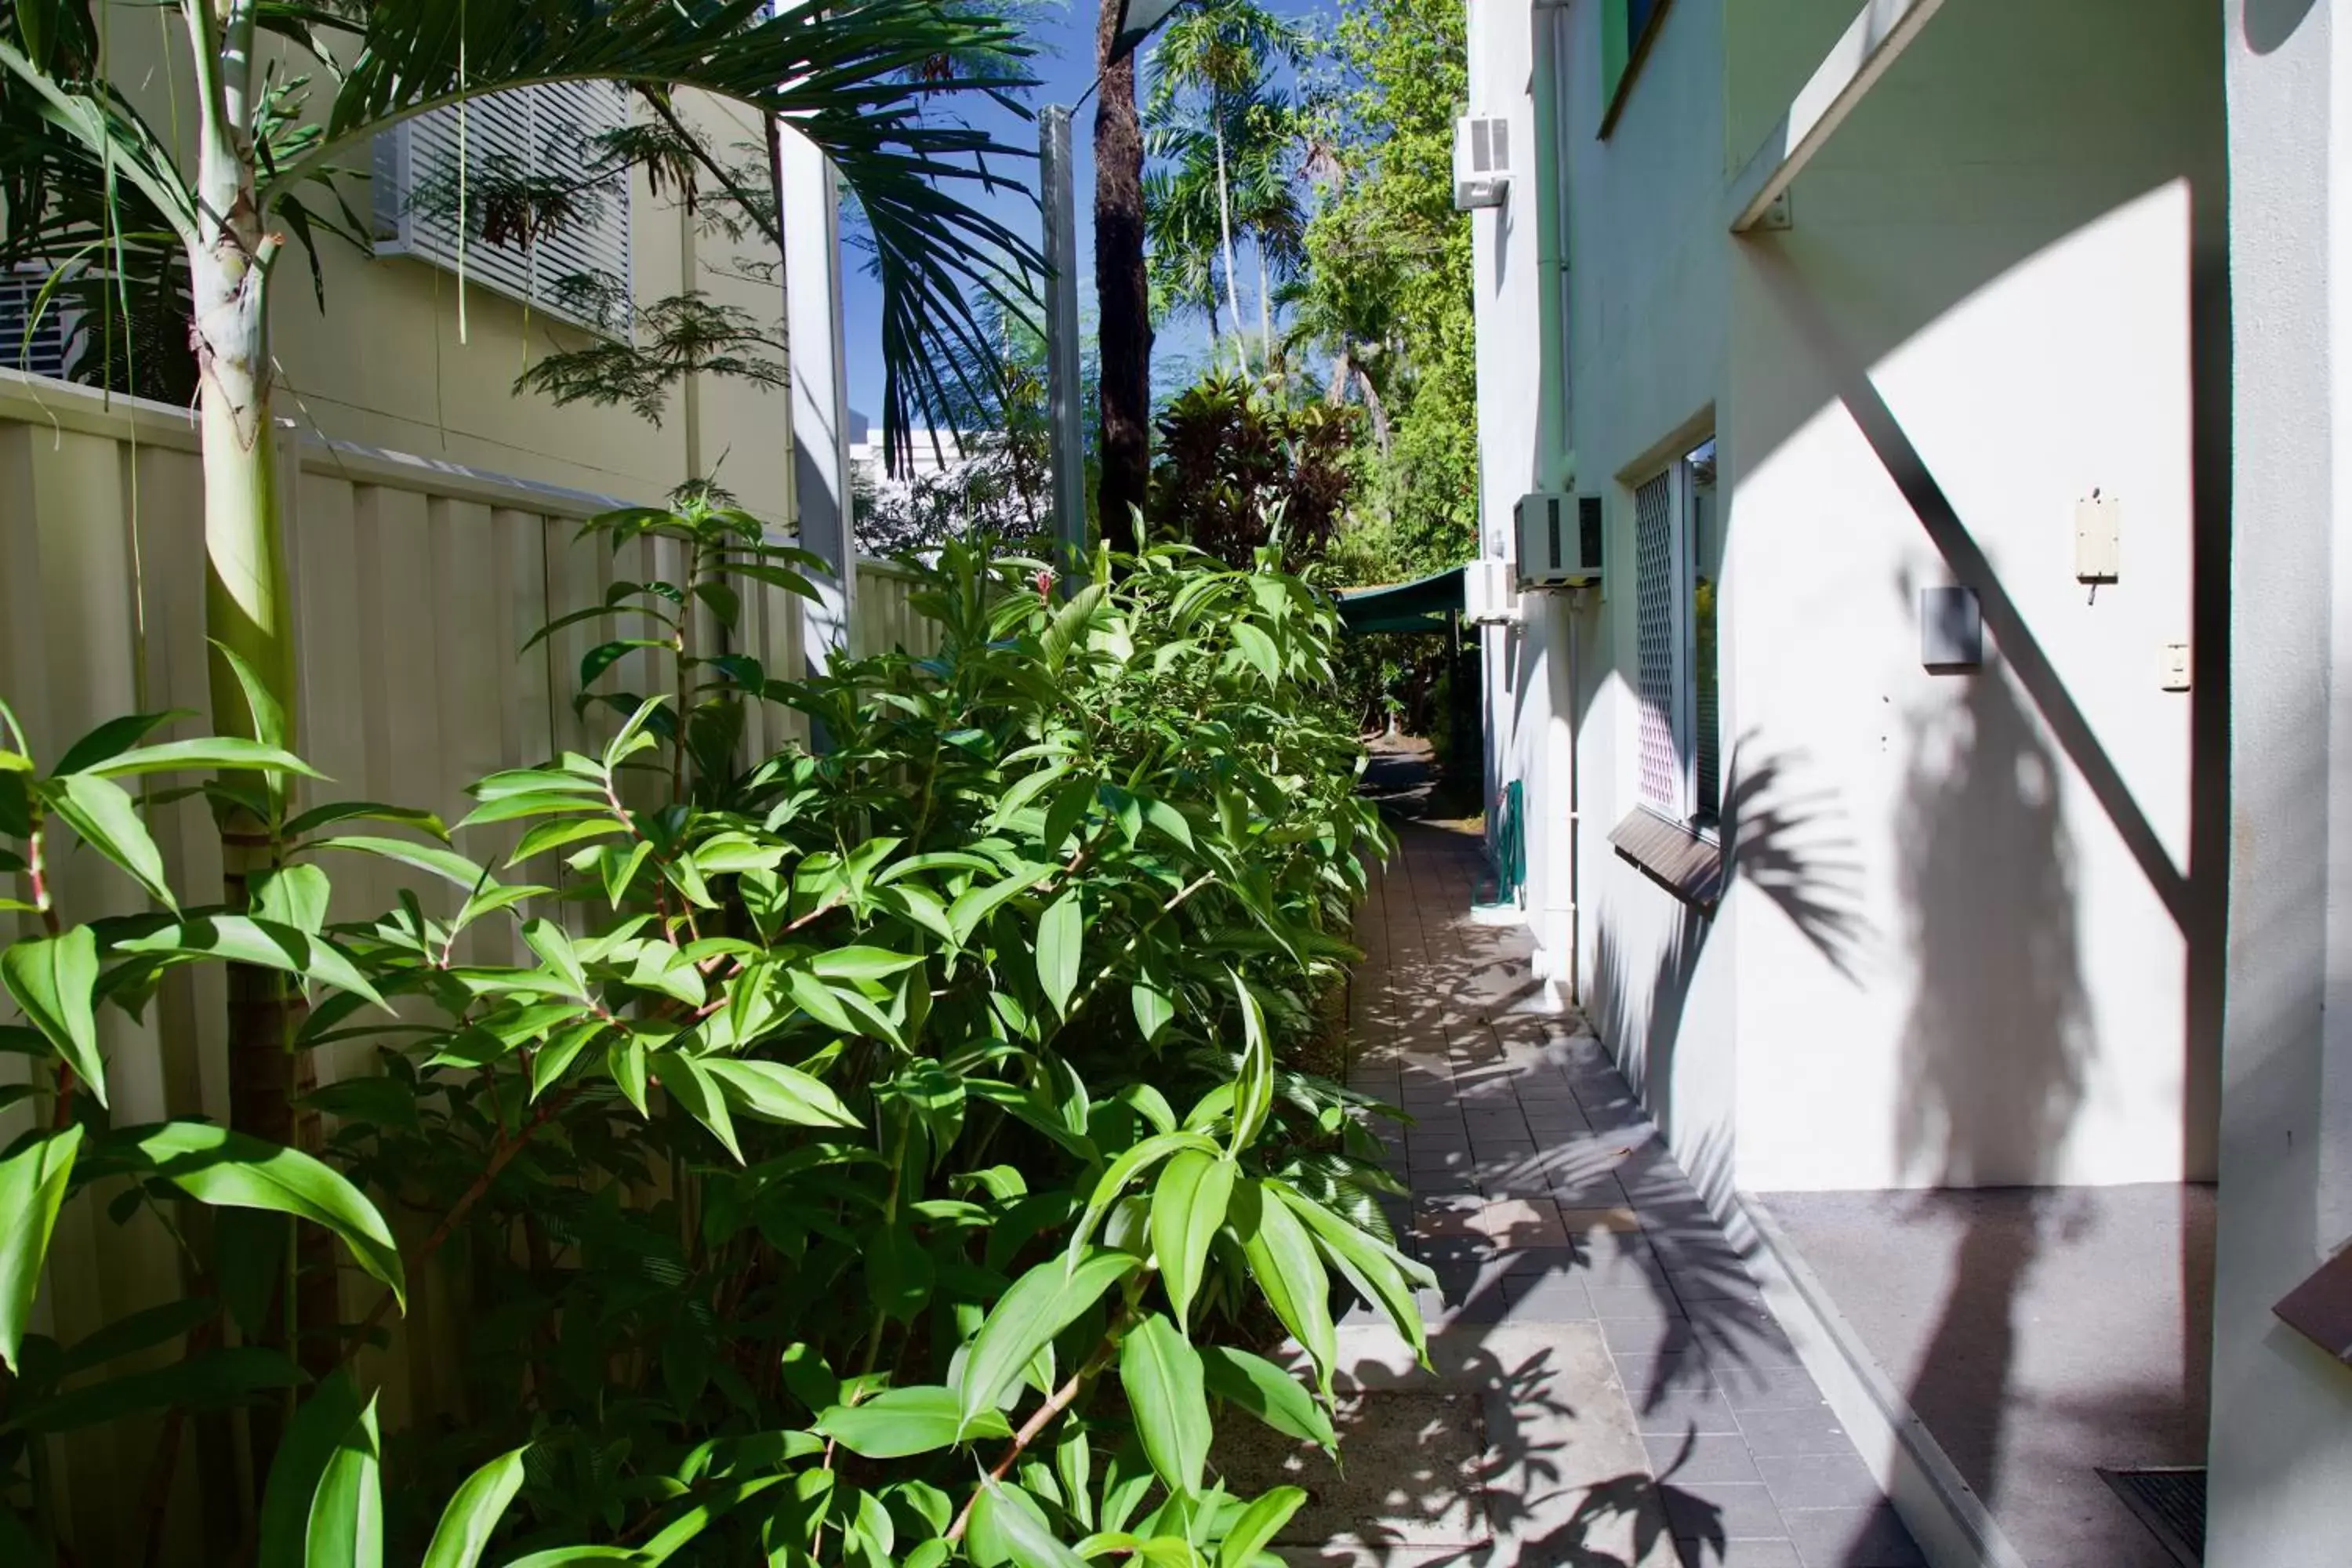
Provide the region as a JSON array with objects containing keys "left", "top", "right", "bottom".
[
  {"left": 1255, "top": 245, "right": 1272, "bottom": 381},
  {"left": 1093, "top": 0, "right": 1150, "bottom": 549},
  {"left": 189, "top": 17, "right": 329, "bottom": 1487},
  {"left": 1211, "top": 114, "right": 1245, "bottom": 375}
]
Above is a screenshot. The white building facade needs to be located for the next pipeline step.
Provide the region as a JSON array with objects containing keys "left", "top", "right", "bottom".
[{"left": 1464, "top": 0, "right": 2350, "bottom": 1562}]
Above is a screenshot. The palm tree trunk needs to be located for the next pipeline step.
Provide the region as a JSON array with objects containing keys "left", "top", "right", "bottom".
[
  {"left": 1094, "top": 0, "right": 1151, "bottom": 548},
  {"left": 189, "top": 16, "right": 330, "bottom": 1485},
  {"left": 1212, "top": 114, "right": 1246, "bottom": 375}
]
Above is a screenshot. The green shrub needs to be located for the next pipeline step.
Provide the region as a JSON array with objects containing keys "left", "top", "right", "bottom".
[
  {"left": 0, "top": 508, "right": 1417, "bottom": 1566},
  {"left": 1146, "top": 377, "right": 1356, "bottom": 570}
]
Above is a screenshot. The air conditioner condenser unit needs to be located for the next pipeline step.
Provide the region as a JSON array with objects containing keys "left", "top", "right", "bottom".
[
  {"left": 1464, "top": 557, "right": 1515, "bottom": 625},
  {"left": 1453, "top": 115, "right": 1512, "bottom": 210},
  {"left": 1514, "top": 492, "right": 1602, "bottom": 587}
]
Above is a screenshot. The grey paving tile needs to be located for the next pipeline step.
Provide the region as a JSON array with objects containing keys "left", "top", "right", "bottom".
[
  {"left": 1611, "top": 1348, "right": 1719, "bottom": 1399},
  {"left": 1779, "top": 1504, "right": 1924, "bottom": 1567},
  {"left": 1498, "top": 1274, "right": 1594, "bottom": 1322},
  {"left": 1664, "top": 1483, "right": 1784, "bottom": 1541},
  {"left": 1731, "top": 1404, "right": 1857, "bottom": 1457},
  {"left": 1628, "top": 1385, "right": 1741, "bottom": 1436},
  {"left": 1713, "top": 1365, "right": 1828, "bottom": 1413},
  {"left": 1675, "top": 1539, "right": 1803, "bottom": 1568},
  {"left": 1587, "top": 1284, "right": 1686, "bottom": 1321},
  {"left": 1752, "top": 1452, "right": 1886, "bottom": 1512},
  {"left": 1642, "top": 1432, "right": 1762, "bottom": 1484}
]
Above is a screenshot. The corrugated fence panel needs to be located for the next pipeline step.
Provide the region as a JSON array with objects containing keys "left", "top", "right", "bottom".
[{"left": 0, "top": 373, "right": 935, "bottom": 1554}]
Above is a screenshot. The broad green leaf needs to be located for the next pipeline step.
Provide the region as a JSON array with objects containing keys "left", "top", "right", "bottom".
[
  {"left": 1150, "top": 1151, "right": 1236, "bottom": 1332},
  {"left": 51, "top": 711, "right": 187, "bottom": 776},
  {"left": 1276, "top": 1183, "right": 1433, "bottom": 1363},
  {"left": 702, "top": 1058, "right": 861, "bottom": 1129},
  {"left": 1229, "top": 975, "right": 1273, "bottom": 1154},
  {"left": 307, "top": 836, "right": 494, "bottom": 894},
  {"left": 1213, "top": 1487, "right": 1305, "bottom": 1568},
  {"left": 11, "top": 1345, "right": 303, "bottom": 1436},
  {"left": 1119, "top": 1315, "right": 1210, "bottom": 1497},
  {"left": 523, "top": 919, "right": 590, "bottom": 1000},
  {"left": 975, "top": 1478, "right": 1089, "bottom": 1568},
  {"left": 949, "top": 863, "right": 1055, "bottom": 946},
  {"left": 809, "top": 946, "right": 926, "bottom": 981},
  {"left": 1130, "top": 982, "right": 1174, "bottom": 1044},
  {"left": 1044, "top": 583, "right": 1108, "bottom": 670},
  {"left": 249, "top": 863, "right": 332, "bottom": 935},
  {"left": 1037, "top": 891, "right": 1083, "bottom": 1016},
  {"left": 1200, "top": 1346, "right": 1334, "bottom": 1452},
  {"left": 959, "top": 1250, "right": 1139, "bottom": 1434},
  {"left": 284, "top": 800, "right": 449, "bottom": 839},
  {"left": 85, "top": 736, "right": 324, "bottom": 781},
  {"left": 817, "top": 1385, "right": 1008, "bottom": 1458},
  {"left": 307, "top": 1395, "right": 383, "bottom": 1568},
  {"left": 0, "top": 1126, "right": 81, "bottom": 1370},
  {"left": 118, "top": 916, "right": 387, "bottom": 1010},
  {"left": 131, "top": 1122, "right": 405, "bottom": 1311},
  {"left": 43, "top": 773, "right": 173, "bottom": 906},
  {"left": 1066, "top": 1131, "right": 1218, "bottom": 1267},
  {"left": 651, "top": 1051, "right": 742, "bottom": 1163},
  {"left": 1236, "top": 1181, "right": 1335, "bottom": 1398},
  {"left": 419, "top": 1444, "right": 529, "bottom": 1568},
  {"left": 1, "top": 927, "right": 103, "bottom": 1105},
  {"left": 259, "top": 1373, "right": 370, "bottom": 1568},
  {"left": 1230, "top": 623, "right": 1279, "bottom": 687}
]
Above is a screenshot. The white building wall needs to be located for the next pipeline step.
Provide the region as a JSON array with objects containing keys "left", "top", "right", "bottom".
[
  {"left": 2208, "top": 2, "right": 2352, "bottom": 1562},
  {"left": 1466, "top": 0, "right": 1572, "bottom": 978},
  {"left": 1472, "top": 0, "right": 2225, "bottom": 1205},
  {"left": 1554, "top": 0, "right": 1740, "bottom": 1199},
  {"left": 1722, "top": 0, "right": 2226, "bottom": 1192}
]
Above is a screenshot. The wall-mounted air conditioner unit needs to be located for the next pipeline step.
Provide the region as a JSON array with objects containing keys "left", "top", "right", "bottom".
[
  {"left": 1514, "top": 492, "right": 1602, "bottom": 587},
  {"left": 1453, "top": 115, "right": 1512, "bottom": 210},
  {"left": 1464, "top": 557, "right": 1515, "bottom": 625}
]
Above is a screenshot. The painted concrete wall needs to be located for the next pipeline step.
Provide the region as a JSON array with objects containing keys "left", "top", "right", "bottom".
[
  {"left": 2208, "top": 2, "right": 2352, "bottom": 1562},
  {"left": 1474, "top": 0, "right": 2226, "bottom": 1203},
  {"left": 1722, "top": 0, "right": 2227, "bottom": 1192},
  {"left": 100, "top": 9, "right": 790, "bottom": 517},
  {"left": 1554, "top": 0, "right": 1741, "bottom": 1201}
]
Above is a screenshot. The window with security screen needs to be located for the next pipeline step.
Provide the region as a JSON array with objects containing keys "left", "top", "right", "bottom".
[
  {"left": 372, "top": 83, "right": 633, "bottom": 334},
  {"left": 1632, "top": 436, "right": 1721, "bottom": 831}
]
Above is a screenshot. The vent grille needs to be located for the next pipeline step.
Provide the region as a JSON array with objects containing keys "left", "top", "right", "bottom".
[
  {"left": 1469, "top": 117, "right": 1508, "bottom": 173},
  {"left": 375, "top": 83, "right": 632, "bottom": 333},
  {"left": 0, "top": 274, "right": 73, "bottom": 379},
  {"left": 1634, "top": 470, "right": 1679, "bottom": 812}
]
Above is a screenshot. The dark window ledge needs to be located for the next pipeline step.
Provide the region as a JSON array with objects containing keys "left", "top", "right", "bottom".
[{"left": 1609, "top": 809, "right": 1722, "bottom": 911}]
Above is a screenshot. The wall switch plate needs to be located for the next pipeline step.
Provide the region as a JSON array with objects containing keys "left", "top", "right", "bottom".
[
  {"left": 2076, "top": 494, "right": 2121, "bottom": 582},
  {"left": 2161, "top": 641, "right": 2190, "bottom": 691},
  {"left": 1921, "top": 586, "right": 1982, "bottom": 669}
]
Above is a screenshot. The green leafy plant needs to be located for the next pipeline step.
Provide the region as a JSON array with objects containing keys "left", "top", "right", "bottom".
[
  {"left": 1147, "top": 375, "right": 1355, "bottom": 569},
  {"left": 2, "top": 514, "right": 1418, "bottom": 1565}
]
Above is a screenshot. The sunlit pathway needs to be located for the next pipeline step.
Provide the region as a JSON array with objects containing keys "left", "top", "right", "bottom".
[{"left": 1308, "top": 822, "right": 1929, "bottom": 1568}]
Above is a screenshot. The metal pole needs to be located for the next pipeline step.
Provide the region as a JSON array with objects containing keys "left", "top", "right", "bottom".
[
  {"left": 779, "top": 125, "right": 856, "bottom": 678},
  {"left": 1040, "top": 105, "right": 1089, "bottom": 577}
]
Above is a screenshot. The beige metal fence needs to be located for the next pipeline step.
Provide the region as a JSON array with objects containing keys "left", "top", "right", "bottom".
[{"left": 0, "top": 371, "right": 934, "bottom": 1559}]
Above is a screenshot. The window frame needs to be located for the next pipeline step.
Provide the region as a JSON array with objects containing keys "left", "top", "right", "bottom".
[
  {"left": 1631, "top": 434, "right": 1721, "bottom": 840},
  {"left": 1598, "top": 0, "right": 1675, "bottom": 138}
]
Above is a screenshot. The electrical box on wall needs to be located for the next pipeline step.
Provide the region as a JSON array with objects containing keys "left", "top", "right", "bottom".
[
  {"left": 1514, "top": 492, "right": 1602, "bottom": 588},
  {"left": 1452, "top": 115, "right": 1512, "bottom": 210},
  {"left": 2075, "top": 493, "right": 2120, "bottom": 583}
]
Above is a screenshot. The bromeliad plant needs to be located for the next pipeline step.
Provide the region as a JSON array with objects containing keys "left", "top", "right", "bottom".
[{"left": 0, "top": 519, "right": 1423, "bottom": 1564}]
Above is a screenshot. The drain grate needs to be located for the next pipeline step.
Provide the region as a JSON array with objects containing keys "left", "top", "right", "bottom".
[{"left": 2097, "top": 1466, "right": 2205, "bottom": 1566}]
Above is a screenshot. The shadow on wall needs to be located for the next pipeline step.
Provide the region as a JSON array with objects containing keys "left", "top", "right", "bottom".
[
  {"left": 1890, "top": 627, "right": 2092, "bottom": 1499},
  {"left": 1590, "top": 736, "right": 1872, "bottom": 1156}
]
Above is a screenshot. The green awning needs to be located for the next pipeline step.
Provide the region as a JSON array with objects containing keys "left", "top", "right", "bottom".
[{"left": 1334, "top": 566, "right": 1464, "bottom": 636}]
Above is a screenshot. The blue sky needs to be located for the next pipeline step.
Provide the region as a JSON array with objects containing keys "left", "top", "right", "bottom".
[{"left": 839, "top": 0, "right": 1329, "bottom": 432}]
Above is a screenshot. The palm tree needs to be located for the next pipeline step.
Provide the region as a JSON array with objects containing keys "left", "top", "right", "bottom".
[
  {"left": 1144, "top": 0, "right": 1302, "bottom": 376},
  {"left": 0, "top": 0, "right": 1033, "bottom": 1384}
]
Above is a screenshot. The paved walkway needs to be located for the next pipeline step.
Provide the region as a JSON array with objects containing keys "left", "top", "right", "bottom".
[{"left": 1306, "top": 822, "right": 1928, "bottom": 1568}]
